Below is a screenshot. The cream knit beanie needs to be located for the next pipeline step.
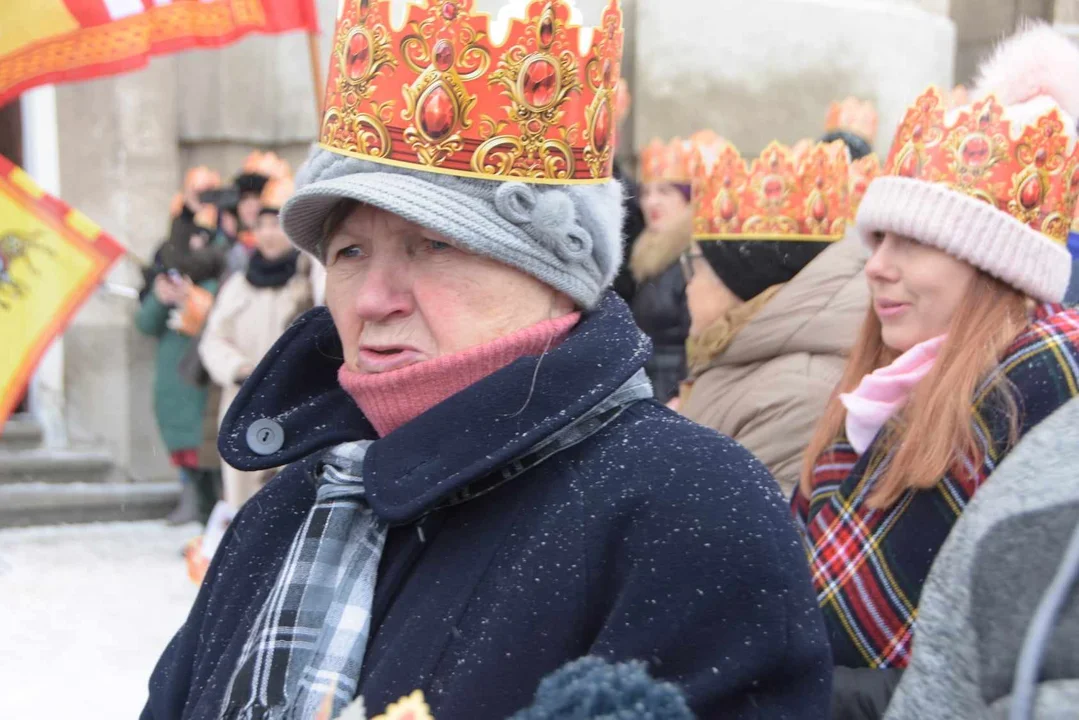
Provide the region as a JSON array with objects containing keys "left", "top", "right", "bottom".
[{"left": 856, "top": 22, "right": 1079, "bottom": 302}]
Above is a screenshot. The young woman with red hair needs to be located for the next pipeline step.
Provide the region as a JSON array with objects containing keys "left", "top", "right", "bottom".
[{"left": 794, "top": 24, "right": 1079, "bottom": 716}]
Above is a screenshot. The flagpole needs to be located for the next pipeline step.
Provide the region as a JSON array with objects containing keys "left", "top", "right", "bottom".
[{"left": 308, "top": 31, "right": 323, "bottom": 131}]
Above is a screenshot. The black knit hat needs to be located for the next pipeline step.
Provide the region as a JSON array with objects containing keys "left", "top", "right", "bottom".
[
  {"left": 234, "top": 172, "right": 270, "bottom": 198},
  {"left": 698, "top": 239, "right": 830, "bottom": 301},
  {"left": 819, "top": 129, "right": 873, "bottom": 161}
]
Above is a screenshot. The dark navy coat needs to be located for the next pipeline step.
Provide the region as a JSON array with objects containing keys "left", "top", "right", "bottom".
[{"left": 142, "top": 294, "right": 831, "bottom": 719}]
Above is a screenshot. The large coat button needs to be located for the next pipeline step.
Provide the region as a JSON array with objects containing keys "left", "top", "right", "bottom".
[{"left": 246, "top": 418, "right": 284, "bottom": 456}]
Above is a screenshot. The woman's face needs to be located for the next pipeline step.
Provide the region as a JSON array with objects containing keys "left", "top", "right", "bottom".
[
  {"left": 685, "top": 243, "right": 743, "bottom": 336},
  {"left": 865, "top": 231, "right": 977, "bottom": 353},
  {"left": 238, "top": 194, "right": 261, "bottom": 230},
  {"left": 325, "top": 204, "right": 574, "bottom": 374},
  {"left": 640, "top": 182, "right": 689, "bottom": 232},
  {"left": 255, "top": 213, "right": 292, "bottom": 259}
]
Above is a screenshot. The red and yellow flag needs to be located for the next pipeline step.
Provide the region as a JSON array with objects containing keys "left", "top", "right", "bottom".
[
  {"left": 0, "top": 155, "right": 125, "bottom": 426},
  {"left": 0, "top": 0, "right": 319, "bottom": 107}
]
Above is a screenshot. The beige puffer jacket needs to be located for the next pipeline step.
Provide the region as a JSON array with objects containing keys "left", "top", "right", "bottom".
[
  {"left": 199, "top": 264, "right": 312, "bottom": 507},
  {"left": 681, "top": 235, "right": 868, "bottom": 497}
]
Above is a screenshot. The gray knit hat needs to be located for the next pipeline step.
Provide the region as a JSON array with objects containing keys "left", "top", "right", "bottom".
[{"left": 281, "top": 147, "right": 625, "bottom": 309}]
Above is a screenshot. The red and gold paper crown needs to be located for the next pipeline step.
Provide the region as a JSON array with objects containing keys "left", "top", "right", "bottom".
[
  {"left": 825, "top": 97, "right": 878, "bottom": 143},
  {"left": 692, "top": 140, "right": 851, "bottom": 241},
  {"left": 640, "top": 130, "right": 722, "bottom": 184},
  {"left": 884, "top": 87, "right": 1079, "bottom": 244},
  {"left": 261, "top": 175, "right": 295, "bottom": 212},
  {"left": 241, "top": 151, "right": 292, "bottom": 181},
  {"left": 849, "top": 153, "right": 881, "bottom": 216},
  {"left": 319, "top": 0, "right": 624, "bottom": 184}
]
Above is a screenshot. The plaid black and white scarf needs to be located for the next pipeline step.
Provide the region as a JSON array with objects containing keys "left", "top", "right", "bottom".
[{"left": 221, "top": 440, "right": 386, "bottom": 720}]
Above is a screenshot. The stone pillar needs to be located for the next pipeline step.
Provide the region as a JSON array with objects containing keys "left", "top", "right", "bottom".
[
  {"left": 951, "top": 0, "right": 1054, "bottom": 85},
  {"left": 634, "top": 0, "right": 956, "bottom": 157},
  {"left": 55, "top": 57, "right": 180, "bottom": 481}
]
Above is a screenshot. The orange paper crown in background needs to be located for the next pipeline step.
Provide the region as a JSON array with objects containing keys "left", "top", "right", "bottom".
[
  {"left": 693, "top": 140, "right": 851, "bottom": 241},
  {"left": 825, "top": 97, "right": 878, "bottom": 143},
  {"left": 884, "top": 87, "right": 1079, "bottom": 244},
  {"left": 849, "top": 153, "right": 882, "bottom": 216},
  {"left": 184, "top": 166, "right": 222, "bottom": 195},
  {"left": 319, "top": 0, "right": 624, "bottom": 183},
  {"left": 261, "top": 175, "right": 296, "bottom": 212},
  {"left": 640, "top": 130, "right": 722, "bottom": 184},
  {"left": 242, "top": 151, "right": 292, "bottom": 181}
]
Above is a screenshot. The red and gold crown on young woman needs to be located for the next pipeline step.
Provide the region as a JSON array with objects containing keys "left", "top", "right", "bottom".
[
  {"left": 692, "top": 140, "right": 852, "bottom": 241},
  {"left": 639, "top": 131, "right": 722, "bottom": 184},
  {"left": 319, "top": 0, "right": 623, "bottom": 184},
  {"left": 884, "top": 86, "right": 1079, "bottom": 243}
]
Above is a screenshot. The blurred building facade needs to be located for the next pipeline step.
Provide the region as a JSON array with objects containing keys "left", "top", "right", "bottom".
[{"left": 0, "top": 0, "right": 1073, "bottom": 523}]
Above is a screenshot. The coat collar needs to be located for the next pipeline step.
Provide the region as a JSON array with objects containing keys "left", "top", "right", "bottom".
[
  {"left": 629, "top": 208, "right": 693, "bottom": 283},
  {"left": 219, "top": 292, "right": 652, "bottom": 524}
]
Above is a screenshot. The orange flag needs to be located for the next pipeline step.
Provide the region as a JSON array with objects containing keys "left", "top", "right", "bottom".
[
  {"left": 0, "top": 0, "right": 319, "bottom": 107},
  {"left": 0, "top": 155, "right": 125, "bottom": 426}
]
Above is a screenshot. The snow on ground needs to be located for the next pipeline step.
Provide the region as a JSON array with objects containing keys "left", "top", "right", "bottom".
[{"left": 0, "top": 521, "right": 201, "bottom": 719}]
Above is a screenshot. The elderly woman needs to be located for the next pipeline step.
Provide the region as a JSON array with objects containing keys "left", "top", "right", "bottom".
[{"left": 142, "top": 2, "right": 829, "bottom": 719}]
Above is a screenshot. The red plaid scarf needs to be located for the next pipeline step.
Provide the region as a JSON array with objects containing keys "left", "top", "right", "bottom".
[{"left": 793, "top": 304, "right": 1079, "bottom": 668}]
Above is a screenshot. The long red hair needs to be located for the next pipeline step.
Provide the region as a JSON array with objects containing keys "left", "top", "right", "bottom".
[{"left": 800, "top": 271, "right": 1030, "bottom": 509}]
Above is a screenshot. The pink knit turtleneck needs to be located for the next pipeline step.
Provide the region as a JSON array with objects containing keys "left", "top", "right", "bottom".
[{"left": 339, "top": 313, "right": 580, "bottom": 437}]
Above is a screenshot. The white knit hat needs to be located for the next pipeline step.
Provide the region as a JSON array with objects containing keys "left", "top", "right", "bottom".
[{"left": 856, "top": 22, "right": 1079, "bottom": 302}]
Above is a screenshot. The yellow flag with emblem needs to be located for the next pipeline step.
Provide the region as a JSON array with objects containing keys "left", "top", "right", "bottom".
[{"left": 0, "top": 155, "right": 124, "bottom": 426}]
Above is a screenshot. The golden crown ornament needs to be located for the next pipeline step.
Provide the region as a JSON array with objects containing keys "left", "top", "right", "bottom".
[
  {"left": 319, "top": 0, "right": 624, "bottom": 184},
  {"left": 692, "top": 140, "right": 852, "bottom": 242}
]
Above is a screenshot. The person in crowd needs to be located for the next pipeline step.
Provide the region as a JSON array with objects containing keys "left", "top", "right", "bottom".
[
  {"left": 227, "top": 151, "right": 291, "bottom": 276},
  {"left": 879, "top": 396, "right": 1079, "bottom": 720},
  {"left": 199, "top": 174, "right": 312, "bottom": 511},
  {"left": 680, "top": 140, "right": 869, "bottom": 496},
  {"left": 143, "top": 3, "right": 831, "bottom": 718},
  {"left": 793, "top": 23, "right": 1079, "bottom": 717},
  {"left": 629, "top": 132, "right": 717, "bottom": 402},
  {"left": 137, "top": 167, "right": 228, "bottom": 525}
]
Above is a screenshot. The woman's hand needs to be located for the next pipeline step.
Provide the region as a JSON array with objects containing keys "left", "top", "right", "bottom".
[{"left": 153, "top": 274, "right": 179, "bottom": 305}]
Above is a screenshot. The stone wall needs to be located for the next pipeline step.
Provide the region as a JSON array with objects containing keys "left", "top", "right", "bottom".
[
  {"left": 633, "top": 0, "right": 956, "bottom": 158},
  {"left": 950, "top": 0, "right": 1054, "bottom": 85}
]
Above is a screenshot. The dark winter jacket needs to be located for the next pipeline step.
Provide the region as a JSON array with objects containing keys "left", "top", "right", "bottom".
[
  {"left": 142, "top": 293, "right": 832, "bottom": 720},
  {"left": 135, "top": 277, "right": 220, "bottom": 453},
  {"left": 629, "top": 211, "right": 692, "bottom": 402}
]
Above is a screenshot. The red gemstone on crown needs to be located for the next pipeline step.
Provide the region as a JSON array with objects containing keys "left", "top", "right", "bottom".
[
  {"left": 346, "top": 32, "right": 371, "bottom": 80},
  {"left": 763, "top": 176, "right": 783, "bottom": 201},
  {"left": 421, "top": 86, "right": 455, "bottom": 140},
  {"left": 960, "top": 134, "right": 990, "bottom": 167},
  {"left": 718, "top": 192, "right": 736, "bottom": 220},
  {"left": 854, "top": 179, "right": 868, "bottom": 195},
  {"left": 1035, "top": 149, "right": 1048, "bottom": 166},
  {"left": 1019, "top": 175, "right": 1043, "bottom": 210},
  {"left": 602, "top": 60, "right": 612, "bottom": 85},
  {"left": 434, "top": 40, "right": 454, "bottom": 71},
  {"left": 593, "top": 101, "right": 611, "bottom": 150},
  {"left": 812, "top": 196, "right": 827, "bottom": 221},
  {"left": 522, "top": 58, "right": 558, "bottom": 107},
  {"left": 359, "top": 0, "right": 370, "bottom": 17},
  {"left": 912, "top": 125, "right": 923, "bottom": 141},
  {"left": 540, "top": 16, "right": 555, "bottom": 48},
  {"left": 897, "top": 149, "right": 918, "bottom": 178},
  {"left": 442, "top": 2, "right": 458, "bottom": 20}
]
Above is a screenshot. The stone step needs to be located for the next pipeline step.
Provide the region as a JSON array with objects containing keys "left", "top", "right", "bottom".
[
  {"left": 0, "top": 448, "right": 115, "bottom": 485},
  {"left": 0, "top": 481, "right": 179, "bottom": 528},
  {"left": 0, "top": 416, "right": 44, "bottom": 452}
]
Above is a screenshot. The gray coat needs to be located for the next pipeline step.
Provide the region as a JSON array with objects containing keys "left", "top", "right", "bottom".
[{"left": 884, "top": 397, "right": 1079, "bottom": 719}]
